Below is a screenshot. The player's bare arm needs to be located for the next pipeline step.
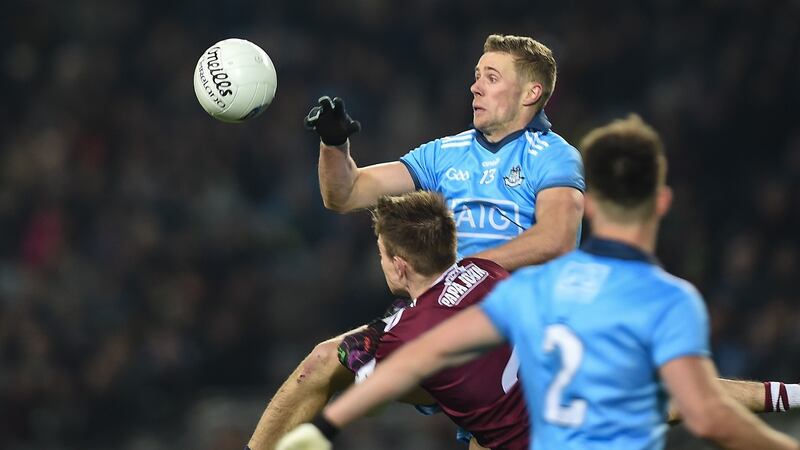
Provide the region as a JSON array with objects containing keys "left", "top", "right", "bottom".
[
  {"left": 475, "top": 186, "right": 584, "bottom": 271},
  {"left": 307, "top": 96, "right": 415, "bottom": 212},
  {"left": 661, "top": 356, "right": 799, "bottom": 450},
  {"left": 324, "top": 306, "right": 503, "bottom": 428},
  {"left": 247, "top": 327, "right": 437, "bottom": 450},
  {"left": 667, "top": 378, "right": 773, "bottom": 423},
  {"left": 247, "top": 329, "right": 358, "bottom": 450},
  {"left": 318, "top": 153, "right": 414, "bottom": 212}
]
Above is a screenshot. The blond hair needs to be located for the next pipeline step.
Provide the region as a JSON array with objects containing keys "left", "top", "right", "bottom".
[{"left": 484, "top": 34, "right": 557, "bottom": 108}]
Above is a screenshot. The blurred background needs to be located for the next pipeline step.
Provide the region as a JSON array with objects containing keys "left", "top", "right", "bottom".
[{"left": 2, "top": 0, "right": 800, "bottom": 448}]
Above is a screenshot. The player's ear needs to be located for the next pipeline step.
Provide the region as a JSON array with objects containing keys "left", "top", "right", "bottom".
[
  {"left": 656, "top": 186, "right": 673, "bottom": 218},
  {"left": 522, "top": 82, "right": 543, "bottom": 107},
  {"left": 392, "top": 256, "right": 408, "bottom": 279}
]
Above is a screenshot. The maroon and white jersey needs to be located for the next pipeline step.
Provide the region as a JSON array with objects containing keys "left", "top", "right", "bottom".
[{"left": 360, "top": 257, "right": 529, "bottom": 450}]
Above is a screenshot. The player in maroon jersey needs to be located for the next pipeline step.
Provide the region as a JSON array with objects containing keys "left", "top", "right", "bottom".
[
  {"left": 364, "top": 257, "right": 528, "bottom": 449},
  {"left": 276, "top": 191, "right": 528, "bottom": 449}
]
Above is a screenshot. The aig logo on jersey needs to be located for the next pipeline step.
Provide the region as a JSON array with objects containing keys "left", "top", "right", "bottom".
[
  {"left": 503, "top": 165, "right": 525, "bottom": 188},
  {"left": 450, "top": 198, "right": 523, "bottom": 241},
  {"left": 445, "top": 168, "right": 470, "bottom": 181}
]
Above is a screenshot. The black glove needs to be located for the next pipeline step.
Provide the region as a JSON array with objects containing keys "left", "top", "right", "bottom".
[{"left": 304, "top": 96, "right": 361, "bottom": 146}]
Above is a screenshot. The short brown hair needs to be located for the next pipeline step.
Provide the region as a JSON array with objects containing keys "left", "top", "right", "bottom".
[
  {"left": 581, "top": 114, "right": 667, "bottom": 222},
  {"left": 484, "top": 34, "right": 557, "bottom": 108},
  {"left": 373, "top": 191, "right": 457, "bottom": 276}
]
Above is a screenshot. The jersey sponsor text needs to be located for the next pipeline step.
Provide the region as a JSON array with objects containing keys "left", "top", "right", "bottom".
[{"left": 438, "top": 263, "right": 489, "bottom": 307}]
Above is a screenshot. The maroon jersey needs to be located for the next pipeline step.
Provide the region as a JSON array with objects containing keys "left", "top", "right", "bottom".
[{"left": 375, "top": 258, "right": 529, "bottom": 449}]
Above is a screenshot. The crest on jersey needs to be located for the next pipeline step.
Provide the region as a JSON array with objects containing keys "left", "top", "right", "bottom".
[{"left": 503, "top": 165, "right": 525, "bottom": 188}]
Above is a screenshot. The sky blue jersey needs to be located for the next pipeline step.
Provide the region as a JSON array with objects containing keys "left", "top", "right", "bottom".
[
  {"left": 481, "top": 238, "right": 711, "bottom": 450},
  {"left": 400, "top": 111, "right": 584, "bottom": 257}
]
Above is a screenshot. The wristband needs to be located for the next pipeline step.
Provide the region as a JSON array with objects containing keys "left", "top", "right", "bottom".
[{"left": 312, "top": 413, "right": 340, "bottom": 440}]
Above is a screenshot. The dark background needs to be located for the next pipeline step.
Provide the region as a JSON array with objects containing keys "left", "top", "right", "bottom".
[{"left": 2, "top": 0, "right": 800, "bottom": 448}]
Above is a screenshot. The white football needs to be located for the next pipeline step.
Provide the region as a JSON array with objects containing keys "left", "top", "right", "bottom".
[{"left": 193, "top": 38, "right": 277, "bottom": 122}]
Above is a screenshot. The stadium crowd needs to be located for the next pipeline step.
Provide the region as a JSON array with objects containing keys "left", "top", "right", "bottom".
[{"left": 2, "top": 0, "right": 799, "bottom": 448}]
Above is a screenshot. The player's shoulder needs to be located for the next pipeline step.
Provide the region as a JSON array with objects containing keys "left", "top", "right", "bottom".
[
  {"left": 524, "top": 129, "right": 580, "bottom": 160},
  {"left": 506, "top": 250, "right": 598, "bottom": 288},
  {"left": 648, "top": 265, "right": 699, "bottom": 294},
  {"left": 406, "top": 129, "right": 476, "bottom": 155},
  {"left": 440, "top": 129, "right": 477, "bottom": 145},
  {"left": 503, "top": 252, "right": 571, "bottom": 284},
  {"left": 648, "top": 267, "right": 704, "bottom": 304},
  {"left": 460, "top": 257, "right": 510, "bottom": 279}
]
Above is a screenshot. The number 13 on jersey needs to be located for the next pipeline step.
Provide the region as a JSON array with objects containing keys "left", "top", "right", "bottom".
[
  {"left": 543, "top": 324, "right": 587, "bottom": 427},
  {"left": 480, "top": 169, "right": 497, "bottom": 184}
]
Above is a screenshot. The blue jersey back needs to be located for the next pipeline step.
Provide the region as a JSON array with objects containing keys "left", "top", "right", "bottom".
[
  {"left": 481, "top": 238, "right": 710, "bottom": 450},
  {"left": 400, "top": 112, "right": 584, "bottom": 257}
]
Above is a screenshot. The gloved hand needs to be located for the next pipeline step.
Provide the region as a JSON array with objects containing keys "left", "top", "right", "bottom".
[
  {"left": 304, "top": 96, "right": 361, "bottom": 146},
  {"left": 276, "top": 415, "right": 339, "bottom": 450}
]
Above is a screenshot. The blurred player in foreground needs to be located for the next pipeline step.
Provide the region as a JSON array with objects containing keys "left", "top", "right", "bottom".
[
  {"left": 248, "top": 34, "right": 585, "bottom": 449},
  {"left": 276, "top": 115, "right": 800, "bottom": 450}
]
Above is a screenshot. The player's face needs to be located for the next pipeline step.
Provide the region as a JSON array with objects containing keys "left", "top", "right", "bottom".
[
  {"left": 470, "top": 51, "right": 528, "bottom": 140},
  {"left": 377, "top": 236, "right": 409, "bottom": 297}
]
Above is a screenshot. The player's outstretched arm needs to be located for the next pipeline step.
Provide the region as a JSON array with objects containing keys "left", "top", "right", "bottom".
[
  {"left": 667, "top": 378, "right": 800, "bottom": 422},
  {"left": 318, "top": 156, "right": 415, "bottom": 212},
  {"left": 475, "top": 186, "right": 584, "bottom": 271},
  {"left": 305, "top": 96, "right": 415, "bottom": 212},
  {"left": 275, "top": 306, "right": 505, "bottom": 450},
  {"left": 247, "top": 332, "right": 356, "bottom": 450},
  {"left": 661, "top": 356, "right": 799, "bottom": 450},
  {"left": 326, "top": 306, "right": 503, "bottom": 427},
  {"left": 248, "top": 321, "right": 436, "bottom": 450}
]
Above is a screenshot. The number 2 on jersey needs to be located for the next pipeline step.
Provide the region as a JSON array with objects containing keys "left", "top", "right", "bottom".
[{"left": 543, "top": 324, "right": 587, "bottom": 427}]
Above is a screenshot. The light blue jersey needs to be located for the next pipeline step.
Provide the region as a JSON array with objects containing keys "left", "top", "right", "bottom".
[
  {"left": 481, "top": 238, "right": 711, "bottom": 450},
  {"left": 400, "top": 111, "right": 584, "bottom": 257}
]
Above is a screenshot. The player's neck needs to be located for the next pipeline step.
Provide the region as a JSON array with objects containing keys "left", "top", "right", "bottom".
[
  {"left": 482, "top": 127, "right": 519, "bottom": 143},
  {"left": 407, "top": 273, "right": 446, "bottom": 300},
  {"left": 590, "top": 219, "right": 660, "bottom": 255},
  {"left": 481, "top": 112, "right": 535, "bottom": 143}
]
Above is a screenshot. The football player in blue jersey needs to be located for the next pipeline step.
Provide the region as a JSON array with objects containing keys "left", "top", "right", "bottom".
[
  {"left": 275, "top": 115, "right": 799, "bottom": 450},
  {"left": 314, "top": 35, "right": 584, "bottom": 267},
  {"left": 248, "top": 34, "right": 585, "bottom": 449}
]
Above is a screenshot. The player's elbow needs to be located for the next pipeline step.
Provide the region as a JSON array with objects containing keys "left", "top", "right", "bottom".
[
  {"left": 553, "top": 237, "right": 577, "bottom": 256},
  {"left": 682, "top": 399, "right": 736, "bottom": 441},
  {"left": 321, "top": 195, "right": 351, "bottom": 213},
  {"left": 295, "top": 340, "right": 350, "bottom": 391},
  {"left": 684, "top": 415, "right": 719, "bottom": 441},
  {"left": 319, "top": 189, "right": 360, "bottom": 213},
  {"left": 541, "top": 235, "right": 576, "bottom": 260}
]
